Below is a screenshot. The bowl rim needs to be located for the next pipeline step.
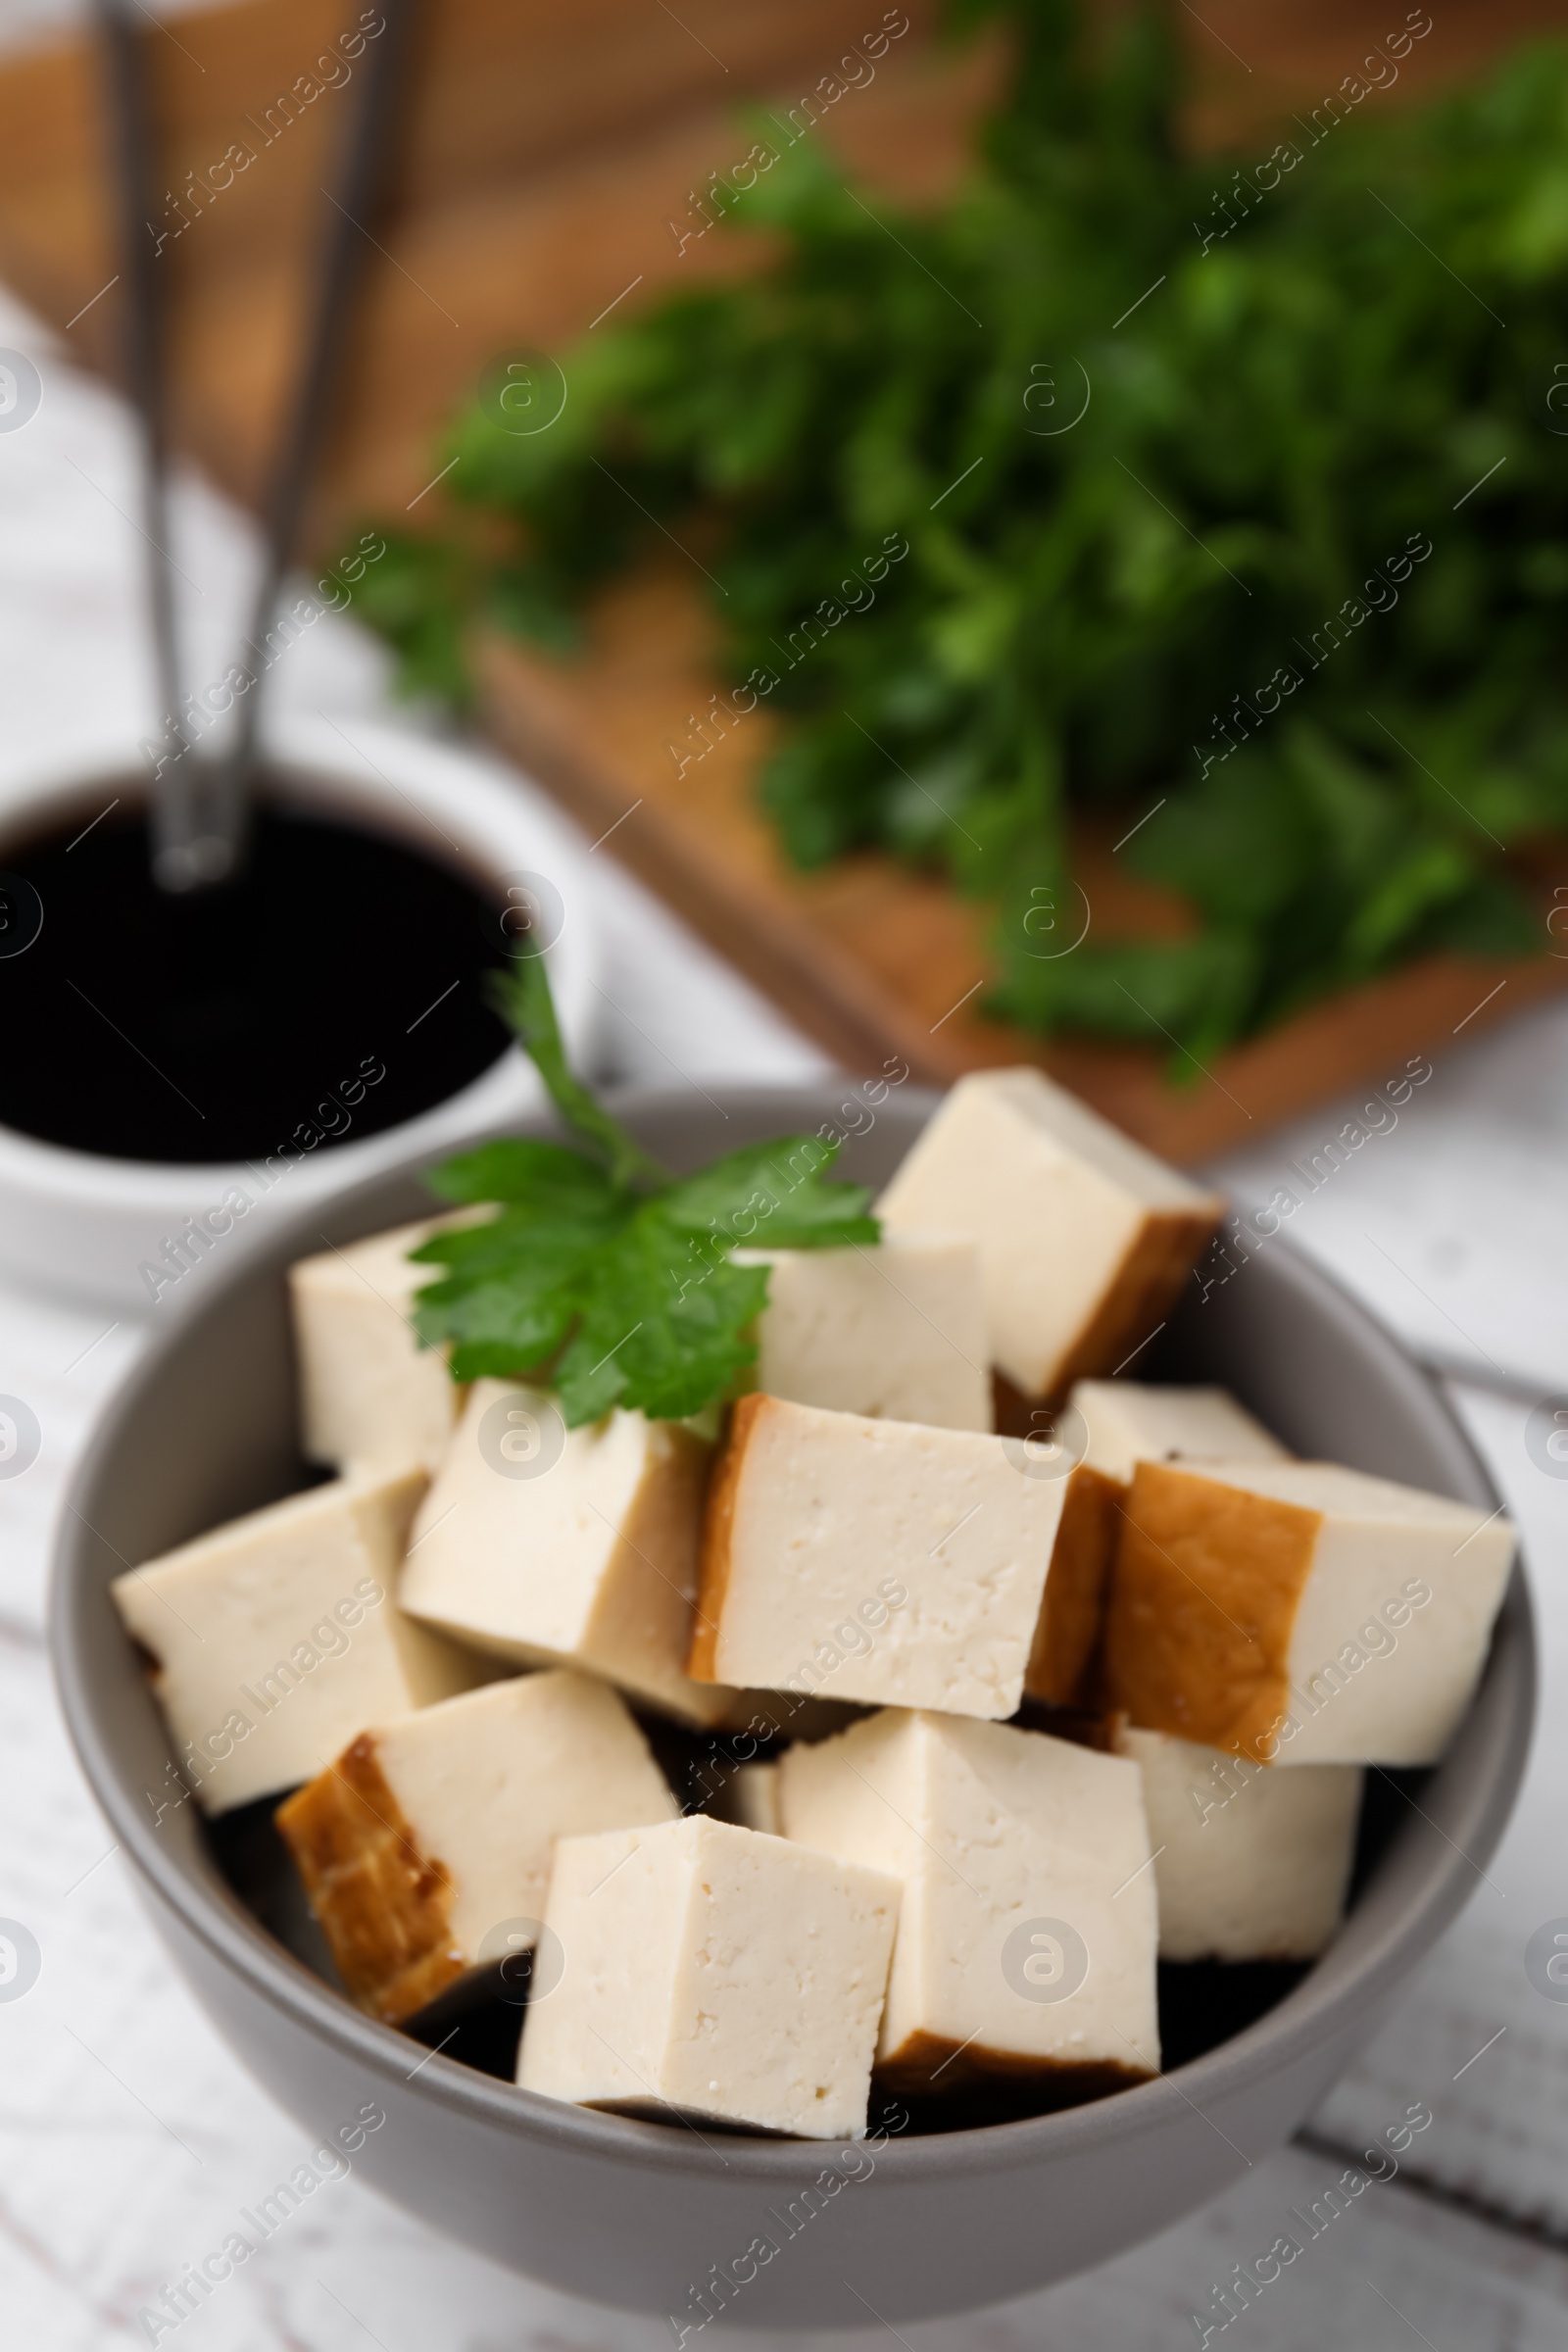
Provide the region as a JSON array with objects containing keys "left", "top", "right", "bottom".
[{"left": 49, "top": 1080, "right": 1537, "bottom": 2184}]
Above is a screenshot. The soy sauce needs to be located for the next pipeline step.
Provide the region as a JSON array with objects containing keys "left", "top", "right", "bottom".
[{"left": 0, "top": 792, "right": 514, "bottom": 1163}]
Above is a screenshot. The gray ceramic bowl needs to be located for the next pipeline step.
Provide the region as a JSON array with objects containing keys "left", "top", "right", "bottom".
[{"left": 51, "top": 1084, "right": 1534, "bottom": 2329}]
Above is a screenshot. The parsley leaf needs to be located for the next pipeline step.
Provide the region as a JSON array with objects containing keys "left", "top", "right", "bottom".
[
  {"left": 657, "top": 1135, "right": 877, "bottom": 1245},
  {"left": 426, "top": 1136, "right": 624, "bottom": 1216},
  {"left": 547, "top": 1207, "right": 772, "bottom": 1426},
  {"left": 410, "top": 956, "right": 878, "bottom": 1422}
]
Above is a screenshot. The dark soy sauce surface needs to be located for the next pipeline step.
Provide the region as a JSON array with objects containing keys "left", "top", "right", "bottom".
[{"left": 0, "top": 797, "right": 514, "bottom": 1162}]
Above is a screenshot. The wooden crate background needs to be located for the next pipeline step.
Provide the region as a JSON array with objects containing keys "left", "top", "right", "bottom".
[{"left": 0, "top": 0, "right": 1562, "bottom": 1158}]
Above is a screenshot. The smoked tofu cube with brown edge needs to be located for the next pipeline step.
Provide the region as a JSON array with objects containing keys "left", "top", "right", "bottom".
[
  {"left": 689, "top": 1395, "right": 1066, "bottom": 1719},
  {"left": 875, "top": 1069, "right": 1224, "bottom": 1421},
  {"left": 111, "top": 1470, "right": 494, "bottom": 1815},
  {"left": 1103, "top": 1459, "right": 1516, "bottom": 1766},
  {"left": 516, "top": 1815, "right": 899, "bottom": 2139},
  {"left": 1021, "top": 1383, "right": 1290, "bottom": 1709},
  {"left": 275, "top": 1670, "right": 677, "bottom": 2023},
  {"left": 1113, "top": 1724, "right": 1362, "bottom": 1963},
  {"left": 1020, "top": 1456, "right": 1123, "bottom": 1711},
  {"left": 732, "top": 1233, "right": 991, "bottom": 1431},
  {"left": 399, "top": 1381, "right": 736, "bottom": 1729},
  {"left": 779, "top": 1709, "right": 1159, "bottom": 2097},
  {"left": 289, "top": 1217, "right": 468, "bottom": 1475}
]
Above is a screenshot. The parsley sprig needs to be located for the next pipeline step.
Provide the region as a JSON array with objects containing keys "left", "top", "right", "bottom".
[
  {"left": 409, "top": 955, "right": 878, "bottom": 1425},
  {"left": 359, "top": 0, "right": 1568, "bottom": 1069}
]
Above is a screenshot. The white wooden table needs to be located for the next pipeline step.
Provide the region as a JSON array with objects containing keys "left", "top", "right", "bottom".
[{"left": 1, "top": 119, "right": 1566, "bottom": 2344}]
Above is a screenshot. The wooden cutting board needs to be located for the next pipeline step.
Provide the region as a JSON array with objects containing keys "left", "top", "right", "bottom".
[
  {"left": 0, "top": 0, "right": 1562, "bottom": 1159},
  {"left": 474, "top": 569, "right": 1568, "bottom": 1162}
]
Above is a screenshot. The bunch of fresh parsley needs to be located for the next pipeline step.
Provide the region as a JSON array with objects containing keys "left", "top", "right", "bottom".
[
  {"left": 358, "top": 0, "right": 1568, "bottom": 1064},
  {"left": 409, "top": 956, "right": 877, "bottom": 1425}
]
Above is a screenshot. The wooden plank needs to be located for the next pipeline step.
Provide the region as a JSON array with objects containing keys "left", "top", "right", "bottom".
[
  {"left": 1180, "top": 0, "right": 1568, "bottom": 150},
  {"left": 2, "top": 0, "right": 1553, "bottom": 536},
  {"left": 0, "top": 0, "right": 990, "bottom": 532}
]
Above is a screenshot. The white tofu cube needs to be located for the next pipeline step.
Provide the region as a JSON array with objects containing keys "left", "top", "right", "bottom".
[
  {"left": 1104, "top": 1459, "right": 1516, "bottom": 1766},
  {"left": 289, "top": 1217, "right": 468, "bottom": 1475},
  {"left": 276, "top": 1669, "right": 676, "bottom": 2021},
  {"left": 1072, "top": 1380, "right": 1289, "bottom": 1485},
  {"left": 399, "top": 1381, "right": 735, "bottom": 1729},
  {"left": 111, "top": 1470, "right": 491, "bottom": 1814},
  {"left": 779, "top": 1710, "right": 1159, "bottom": 2093},
  {"left": 734, "top": 1234, "right": 991, "bottom": 1431},
  {"left": 689, "top": 1395, "right": 1066, "bottom": 1719},
  {"left": 877, "top": 1069, "right": 1222, "bottom": 1407},
  {"left": 1021, "top": 1383, "right": 1287, "bottom": 1708},
  {"left": 516, "top": 1815, "right": 899, "bottom": 2139},
  {"left": 710, "top": 1759, "right": 782, "bottom": 1837},
  {"left": 1113, "top": 1724, "right": 1361, "bottom": 1962}
]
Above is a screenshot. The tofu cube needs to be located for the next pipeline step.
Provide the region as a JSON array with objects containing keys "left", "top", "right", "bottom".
[
  {"left": 734, "top": 1233, "right": 991, "bottom": 1431},
  {"left": 1103, "top": 1459, "right": 1516, "bottom": 1766},
  {"left": 1113, "top": 1724, "right": 1361, "bottom": 1962},
  {"left": 877, "top": 1069, "right": 1223, "bottom": 1409},
  {"left": 779, "top": 1710, "right": 1159, "bottom": 2094},
  {"left": 689, "top": 1395, "right": 1067, "bottom": 1719},
  {"left": 1022, "top": 1383, "right": 1288, "bottom": 1708},
  {"left": 516, "top": 1815, "right": 899, "bottom": 2139},
  {"left": 111, "top": 1470, "right": 491, "bottom": 1814},
  {"left": 289, "top": 1217, "right": 467, "bottom": 1474},
  {"left": 399, "top": 1381, "right": 734, "bottom": 1729},
  {"left": 1073, "top": 1380, "right": 1289, "bottom": 1485},
  {"left": 276, "top": 1670, "right": 676, "bottom": 2022}
]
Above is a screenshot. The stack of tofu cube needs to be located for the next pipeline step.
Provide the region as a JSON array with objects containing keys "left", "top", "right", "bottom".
[{"left": 112, "top": 1069, "right": 1517, "bottom": 2141}]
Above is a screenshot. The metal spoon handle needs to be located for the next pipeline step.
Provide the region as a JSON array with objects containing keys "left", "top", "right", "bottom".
[
  {"left": 96, "top": 0, "right": 416, "bottom": 892},
  {"left": 220, "top": 0, "right": 416, "bottom": 831},
  {"left": 93, "top": 0, "right": 195, "bottom": 878}
]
